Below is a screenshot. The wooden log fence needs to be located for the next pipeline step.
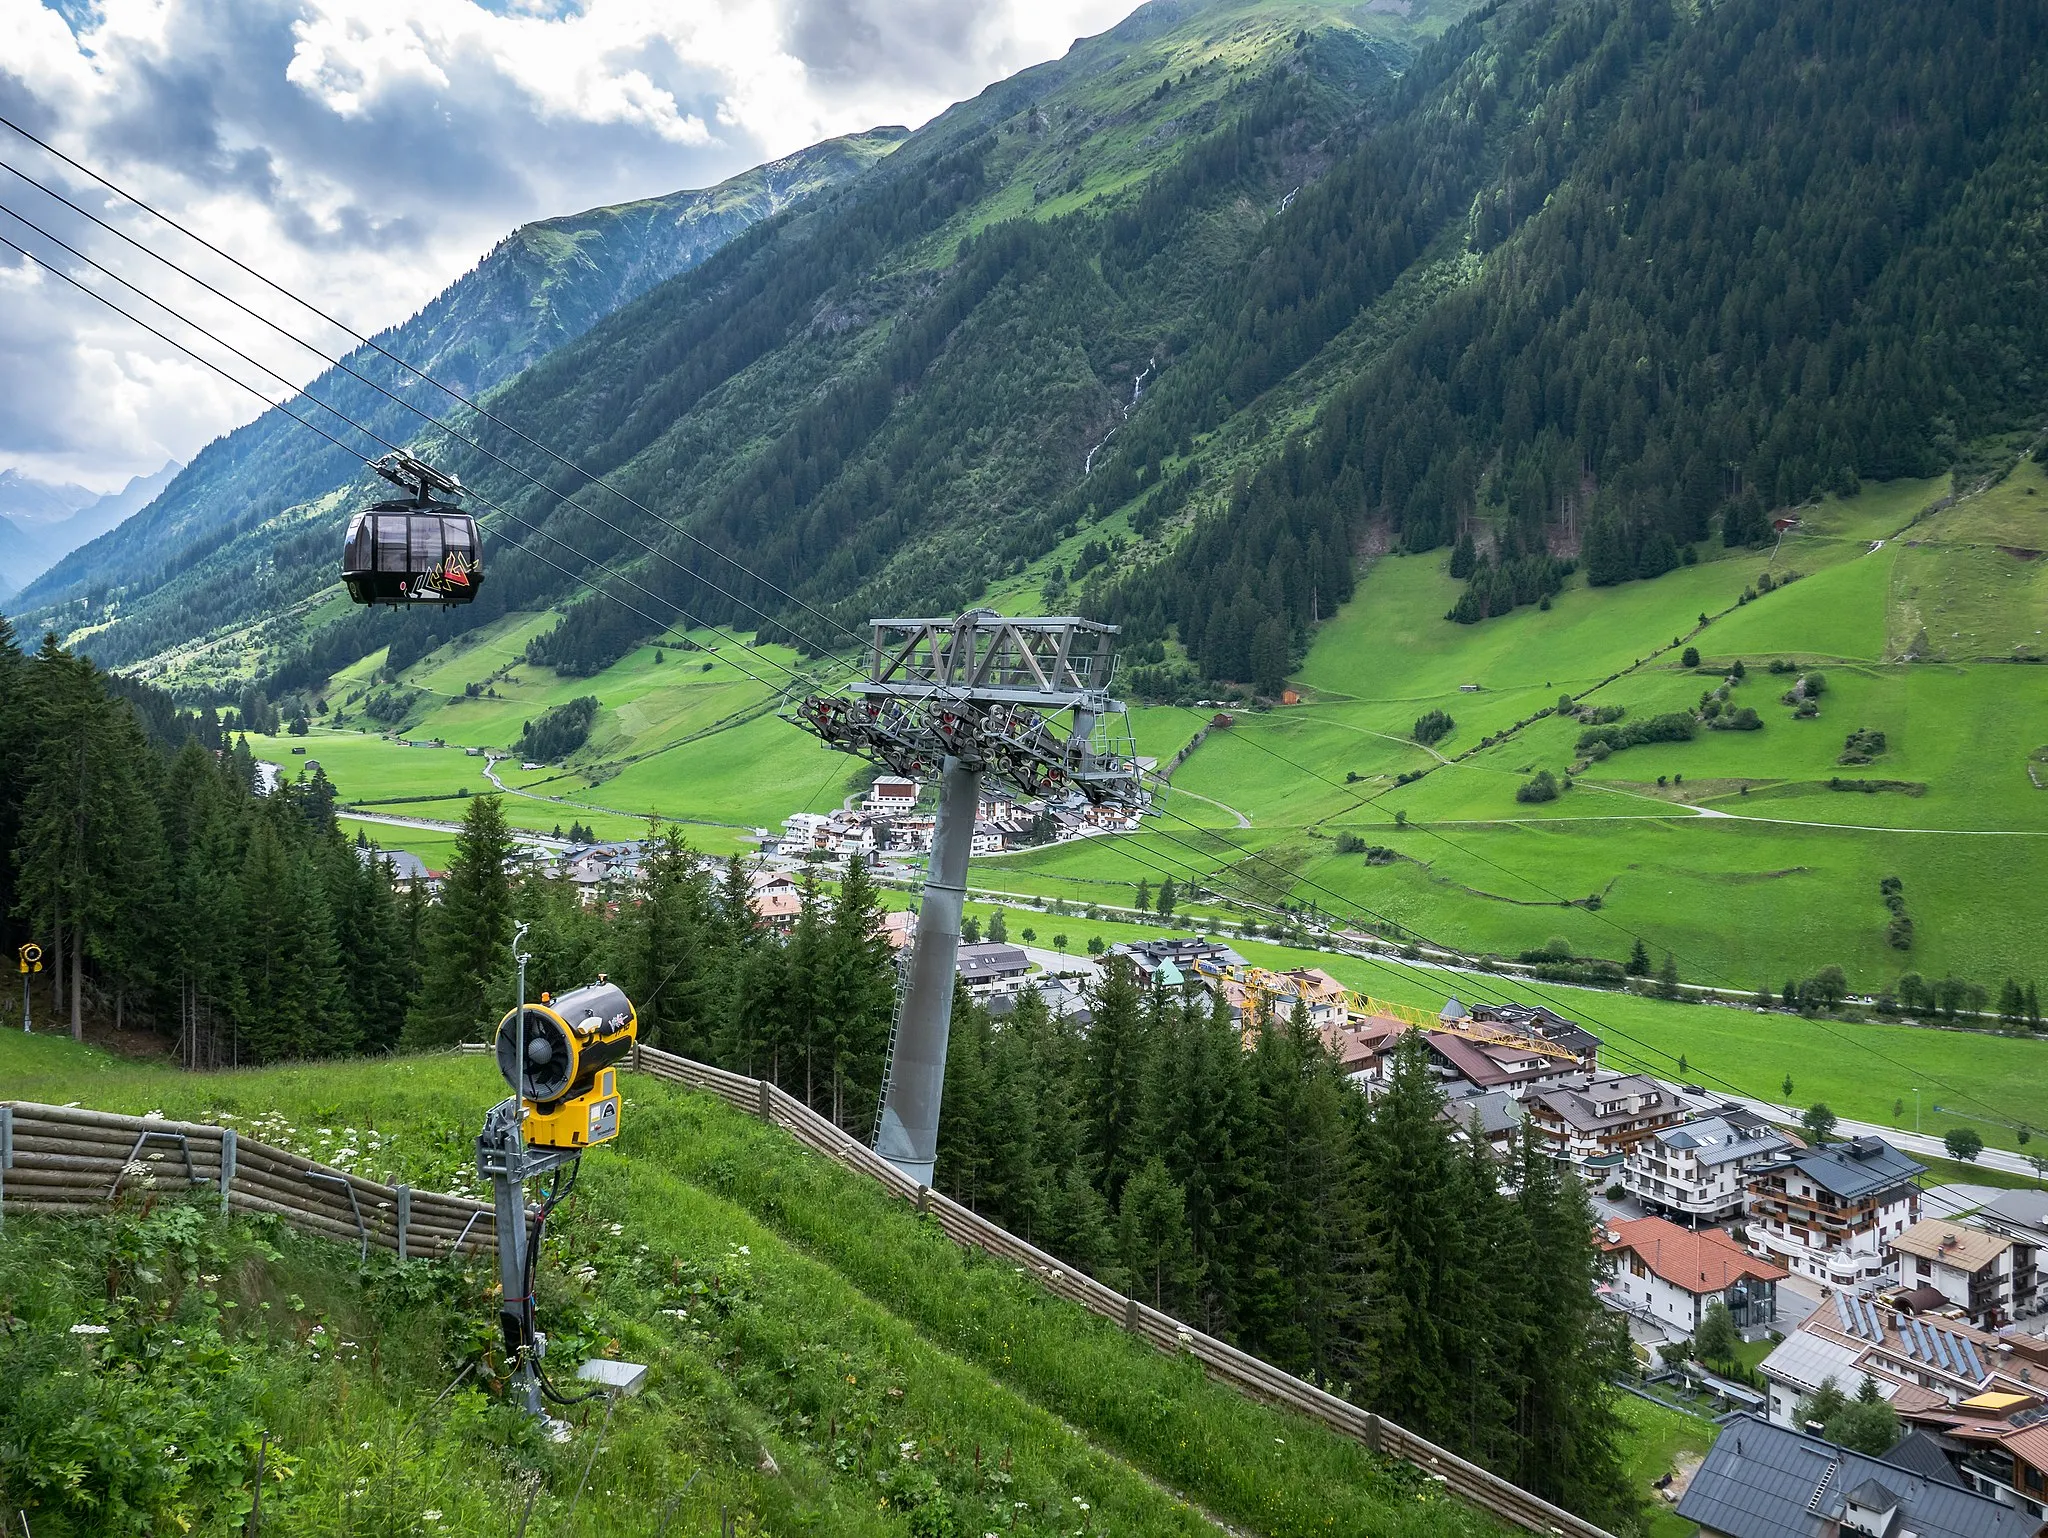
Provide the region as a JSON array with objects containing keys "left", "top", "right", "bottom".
[
  {"left": 2, "top": 1050, "right": 1612, "bottom": 1537},
  {"left": 0, "top": 1102, "right": 494, "bottom": 1262},
  {"left": 626, "top": 1042, "right": 1612, "bottom": 1538}
]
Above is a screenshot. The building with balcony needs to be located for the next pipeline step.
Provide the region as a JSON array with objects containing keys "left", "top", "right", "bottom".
[
  {"left": 1522, "top": 1073, "right": 1686, "bottom": 1181},
  {"left": 1623, "top": 1107, "right": 1793, "bottom": 1225},
  {"left": 862, "top": 776, "right": 920, "bottom": 815},
  {"left": 1746, "top": 1137, "right": 1925, "bottom": 1288},
  {"left": 955, "top": 942, "right": 1032, "bottom": 997},
  {"left": 1888, "top": 1218, "right": 2037, "bottom": 1330}
]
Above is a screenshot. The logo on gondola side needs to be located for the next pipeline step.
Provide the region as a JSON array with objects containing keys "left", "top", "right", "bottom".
[{"left": 409, "top": 550, "right": 477, "bottom": 600}]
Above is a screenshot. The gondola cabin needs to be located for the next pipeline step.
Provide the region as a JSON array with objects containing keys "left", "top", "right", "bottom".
[{"left": 341, "top": 453, "right": 483, "bottom": 606}]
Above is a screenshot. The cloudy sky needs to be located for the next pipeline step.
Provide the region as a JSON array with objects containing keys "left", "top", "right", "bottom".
[{"left": 0, "top": 0, "right": 1138, "bottom": 491}]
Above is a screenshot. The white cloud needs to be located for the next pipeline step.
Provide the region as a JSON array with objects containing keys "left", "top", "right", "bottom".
[{"left": 0, "top": 0, "right": 1137, "bottom": 489}]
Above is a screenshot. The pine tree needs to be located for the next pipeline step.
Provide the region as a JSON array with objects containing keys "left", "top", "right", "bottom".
[
  {"left": 1083, "top": 956, "right": 1149, "bottom": 1208},
  {"left": 1150, "top": 989, "right": 1259, "bottom": 1335},
  {"left": 1656, "top": 951, "right": 1680, "bottom": 999},
  {"left": 405, "top": 794, "right": 515, "bottom": 1046},
  {"left": 1356, "top": 1031, "right": 1463, "bottom": 1439},
  {"left": 615, "top": 826, "right": 713, "bottom": 1055},
  {"left": 1502, "top": 1131, "right": 1640, "bottom": 1526},
  {"left": 1625, "top": 938, "right": 1650, "bottom": 976},
  {"left": 1117, "top": 1155, "right": 1202, "bottom": 1311},
  {"left": 13, "top": 638, "right": 165, "bottom": 1039},
  {"left": 823, "top": 854, "right": 896, "bottom": 1129}
]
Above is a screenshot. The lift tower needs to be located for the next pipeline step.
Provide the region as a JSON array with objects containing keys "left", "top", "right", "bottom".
[{"left": 795, "top": 611, "right": 1147, "bottom": 1185}]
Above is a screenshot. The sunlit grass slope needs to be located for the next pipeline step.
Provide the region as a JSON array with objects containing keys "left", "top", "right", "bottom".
[{"left": 0, "top": 1031, "right": 1505, "bottom": 1538}]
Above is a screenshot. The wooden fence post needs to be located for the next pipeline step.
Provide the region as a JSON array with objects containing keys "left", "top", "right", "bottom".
[
  {"left": 1123, "top": 1296, "right": 1140, "bottom": 1333},
  {"left": 395, "top": 1185, "right": 412, "bottom": 1262},
  {"left": 756, "top": 1079, "right": 772, "bottom": 1123},
  {"left": 0, "top": 1104, "right": 11, "bottom": 1229},
  {"left": 219, "top": 1127, "right": 236, "bottom": 1216}
]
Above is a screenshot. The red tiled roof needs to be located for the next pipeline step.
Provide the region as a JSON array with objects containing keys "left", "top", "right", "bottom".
[{"left": 1602, "top": 1215, "right": 1789, "bottom": 1295}]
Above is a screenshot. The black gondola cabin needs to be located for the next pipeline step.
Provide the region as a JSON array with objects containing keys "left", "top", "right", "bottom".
[{"left": 341, "top": 453, "right": 482, "bottom": 606}]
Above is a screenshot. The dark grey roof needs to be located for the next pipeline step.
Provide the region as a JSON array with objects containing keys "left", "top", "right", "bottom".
[
  {"left": 1469, "top": 1000, "right": 1601, "bottom": 1054},
  {"left": 1768, "top": 1137, "right": 1926, "bottom": 1200},
  {"left": 1841, "top": 1476, "right": 1900, "bottom": 1510},
  {"left": 1673, "top": 1414, "right": 2034, "bottom": 1538},
  {"left": 956, "top": 943, "right": 1030, "bottom": 980},
  {"left": 1880, "top": 1431, "right": 1963, "bottom": 1489},
  {"left": 1982, "top": 1187, "right": 2048, "bottom": 1236},
  {"left": 1113, "top": 936, "right": 1245, "bottom": 967}
]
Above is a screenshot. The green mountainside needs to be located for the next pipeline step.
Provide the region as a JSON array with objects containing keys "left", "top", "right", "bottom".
[{"left": 15, "top": 126, "right": 908, "bottom": 661}]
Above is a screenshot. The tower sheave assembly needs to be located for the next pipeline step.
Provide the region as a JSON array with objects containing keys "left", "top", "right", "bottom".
[{"left": 794, "top": 611, "right": 1147, "bottom": 1184}]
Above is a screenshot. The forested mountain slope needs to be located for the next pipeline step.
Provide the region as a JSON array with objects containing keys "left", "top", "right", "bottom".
[
  {"left": 25, "top": 0, "right": 2048, "bottom": 711},
  {"left": 17, "top": 127, "right": 907, "bottom": 658}
]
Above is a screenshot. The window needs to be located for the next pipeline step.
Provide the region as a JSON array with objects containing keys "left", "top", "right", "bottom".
[
  {"left": 409, "top": 516, "right": 439, "bottom": 572},
  {"left": 375, "top": 514, "right": 409, "bottom": 572},
  {"left": 1917, "top": 1258, "right": 1932, "bottom": 1277}
]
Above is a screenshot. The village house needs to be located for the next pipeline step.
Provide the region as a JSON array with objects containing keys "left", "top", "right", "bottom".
[
  {"left": 1441, "top": 1088, "right": 1526, "bottom": 1157},
  {"left": 1747, "top": 1136, "right": 1925, "bottom": 1288},
  {"left": 1979, "top": 1190, "right": 2048, "bottom": 1263},
  {"left": 1674, "top": 1411, "right": 2038, "bottom": 1538},
  {"left": 1521, "top": 1072, "right": 1686, "bottom": 1181},
  {"left": 862, "top": 776, "right": 920, "bottom": 815},
  {"left": 1624, "top": 1107, "right": 1794, "bottom": 1225},
  {"left": 1325, "top": 1017, "right": 1410, "bottom": 1087},
  {"left": 1109, "top": 936, "right": 1246, "bottom": 987},
  {"left": 1754, "top": 1289, "right": 2048, "bottom": 1517},
  {"left": 1599, "top": 1214, "right": 1787, "bottom": 1341},
  {"left": 1422, "top": 1031, "right": 1574, "bottom": 1100},
  {"left": 955, "top": 942, "right": 1032, "bottom": 997},
  {"left": 1451, "top": 998, "right": 1603, "bottom": 1070},
  {"left": 1888, "top": 1218, "right": 2038, "bottom": 1330}
]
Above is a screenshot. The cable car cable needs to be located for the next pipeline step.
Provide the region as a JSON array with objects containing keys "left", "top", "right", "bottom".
[
  {"left": 0, "top": 228, "right": 788, "bottom": 696},
  {"left": 0, "top": 119, "right": 885, "bottom": 657},
  {"left": 0, "top": 172, "right": 868, "bottom": 677}
]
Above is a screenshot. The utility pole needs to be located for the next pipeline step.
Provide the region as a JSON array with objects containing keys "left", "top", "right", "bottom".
[{"left": 794, "top": 611, "right": 1147, "bottom": 1184}]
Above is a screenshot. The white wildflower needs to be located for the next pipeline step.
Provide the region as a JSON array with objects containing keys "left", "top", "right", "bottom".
[
  {"left": 70, "top": 1323, "right": 110, "bottom": 1335},
  {"left": 422, "top": 1509, "right": 443, "bottom": 1523},
  {"left": 609, "top": 1223, "right": 624, "bottom": 1236}
]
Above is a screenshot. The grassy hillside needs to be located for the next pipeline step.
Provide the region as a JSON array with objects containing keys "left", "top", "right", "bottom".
[
  {"left": 0, "top": 1031, "right": 1514, "bottom": 1538},
  {"left": 277, "top": 448, "right": 2048, "bottom": 1003}
]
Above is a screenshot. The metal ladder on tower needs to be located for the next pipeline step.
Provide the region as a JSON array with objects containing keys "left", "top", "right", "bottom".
[{"left": 871, "top": 927, "right": 918, "bottom": 1149}]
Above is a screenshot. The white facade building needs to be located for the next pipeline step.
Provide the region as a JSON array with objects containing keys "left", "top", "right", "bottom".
[
  {"left": 1600, "top": 1215, "right": 1787, "bottom": 1340},
  {"left": 1887, "top": 1219, "right": 2035, "bottom": 1330},
  {"left": 1624, "top": 1108, "right": 1792, "bottom": 1224},
  {"left": 1747, "top": 1137, "right": 1925, "bottom": 1288}
]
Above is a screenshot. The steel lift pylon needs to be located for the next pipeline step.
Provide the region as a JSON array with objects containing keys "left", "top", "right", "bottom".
[{"left": 794, "top": 611, "right": 1148, "bottom": 1184}]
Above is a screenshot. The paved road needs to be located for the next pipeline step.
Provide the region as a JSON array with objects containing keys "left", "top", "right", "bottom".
[
  {"left": 1702, "top": 1093, "right": 2039, "bottom": 1179},
  {"left": 339, "top": 808, "right": 574, "bottom": 851}
]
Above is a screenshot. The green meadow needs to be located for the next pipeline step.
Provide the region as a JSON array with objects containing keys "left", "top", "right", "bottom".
[{"left": 276, "top": 465, "right": 2048, "bottom": 1028}]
